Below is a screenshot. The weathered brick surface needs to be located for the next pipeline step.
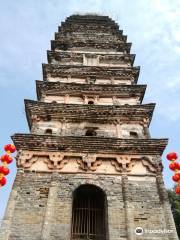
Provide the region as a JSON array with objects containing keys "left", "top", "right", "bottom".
[
  {"left": 0, "top": 171, "right": 178, "bottom": 240},
  {"left": 0, "top": 14, "right": 178, "bottom": 240}
]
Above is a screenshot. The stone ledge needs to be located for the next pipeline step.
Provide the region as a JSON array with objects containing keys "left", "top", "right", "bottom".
[
  {"left": 36, "top": 81, "right": 146, "bottom": 101},
  {"left": 12, "top": 133, "right": 168, "bottom": 155},
  {"left": 42, "top": 64, "right": 140, "bottom": 83},
  {"left": 24, "top": 100, "right": 155, "bottom": 128}
]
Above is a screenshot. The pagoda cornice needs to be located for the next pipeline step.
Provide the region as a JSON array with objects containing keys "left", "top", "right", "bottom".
[
  {"left": 54, "top": 32, "right": 127, "bottom": 43},
  {"left": 51, "top": 40, "right": 132, "bottom": 53},
  {"left": 25, "top": 100, "right": 155, "bottom": 128},
  {"left": 36, "top": 81, "right": 146, "bottom": 102},
  {"left": 60, "top": 15, "right": 122, "bottom": 35},
  {"left": 59, "top": 24, "right": 123, "bottom": 37},
  {"left": 64, "top": 15, "right": 119, "bottom": 25},
  {"left": 47, "top": 50, "right": 135, "bottom": 66},
  {"left": 43, "top": 64, "right": 140, "bottom": 83},
  {"left": 12, "top": 133, "right": 168, "bottom": 156}
]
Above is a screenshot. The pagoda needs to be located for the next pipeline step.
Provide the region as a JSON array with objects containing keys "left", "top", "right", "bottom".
[{"left": 0, "top": 15, "right": 178, "bottom": 240}]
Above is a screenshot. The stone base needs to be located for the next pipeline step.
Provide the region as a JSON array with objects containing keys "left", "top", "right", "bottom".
[{"left": 0, "top": 171, "right": 178, "bottom": 240}]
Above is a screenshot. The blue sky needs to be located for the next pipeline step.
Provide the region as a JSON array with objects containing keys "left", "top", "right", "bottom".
[{"left": 0, "top": 0, "right": 180, "bottom": 220}]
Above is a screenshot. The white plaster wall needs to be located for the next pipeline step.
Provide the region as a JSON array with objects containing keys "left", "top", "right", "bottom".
[
  {"left": 32, "top": 121, "right": 117, "bottom": 137},
  {"left": 113, "top": 79, "right": 132, "bottom": 85},
  {"left": 98, "top": 98, "right": 113, "bottom": 105},
  {"left": 47, "top": 76, "right": 132, "bottom": 85},
  {"left": 43, "top": 96, "right": 65, "bottom": 103},
  {"left": 43, "top": 96, "right": 139, "bottom": 105},
  {"left": 32, "top": 121, "right": 62, "bottom": 135},
  {"left": 63, "top": 122, "right": 117, "bottom": 137},
  {"left": 120, "top": 124, "right": 144, "bottom": 138},
  {"left": 47, "top": 76, "right": 85, "bottom": 84},
  {"left": 99, "top": 62, "right": 130, "bottom": 67},
  {"left": 32, "top": 121, "right": 145, "bottom": 138}
]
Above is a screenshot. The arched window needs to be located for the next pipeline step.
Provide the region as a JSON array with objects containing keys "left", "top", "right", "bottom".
[
  {"left": 130, "top": 131, "right": 138, "bottom": 138},
  {"left": 85, "top": 129, "right": 97, "bottom": 136},
  {"left": 45, "top": 129, "right": 52, "bottom": 135},
  {"left": 88, "top": 100, "right": 94, "bottom": 105},
  {"left": 46, "top": 115, "right": 51, "bottom": 121},
  {"left": 71, "top": 184, "right": 107, "bottom": 240}
]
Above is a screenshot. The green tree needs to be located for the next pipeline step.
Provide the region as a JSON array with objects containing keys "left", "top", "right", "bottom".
[{"left": 168, "top": 188, "right": 180, "bottom": 238}]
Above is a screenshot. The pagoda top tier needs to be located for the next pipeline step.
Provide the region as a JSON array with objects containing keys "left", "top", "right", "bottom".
[
  {"left": 11, "top": 15, "right": 168, "bottom": 160},
  {"left": 65, "top": 14, "right": 118, "bottom": 23},
  {"left": 52, "top": 14, "right": 131, "bottom": 52},
  {"left": 59, "top": 14, "right": 121, "bottom": 34}
]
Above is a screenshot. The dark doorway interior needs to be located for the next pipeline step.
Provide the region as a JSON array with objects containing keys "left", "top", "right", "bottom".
[{"left": 71, "top": 184, "right": 107, "bottom": 240}]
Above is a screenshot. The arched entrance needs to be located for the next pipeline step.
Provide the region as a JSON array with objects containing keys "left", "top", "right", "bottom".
[{"left": 71, "top": 184, "right": 107, "bottom": 240}]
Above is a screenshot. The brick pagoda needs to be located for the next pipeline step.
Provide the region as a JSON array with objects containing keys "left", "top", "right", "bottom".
[{"left": 0, "top": 15, "right": 178, "bottom": 240}]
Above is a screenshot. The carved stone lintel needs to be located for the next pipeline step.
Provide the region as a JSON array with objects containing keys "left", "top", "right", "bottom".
[
  {"left": 17, "top": 151, "right": 68, "bottom": 170},
  {"left": 111, "top": 156, "right": 135, "bottom": 172},
  {"left": 17, "top": 150, "right": 159, "bottom": 174},
  {"left": 141, "top": 157, "right": 156, "bottom": 173},
  {"left": 44, "top": 153, "right": 67, "bottom": 169},
  {"left": 31, "top": 114, "right": 41, "bottom": 123},
  {"left": 111, "top": 156, "right": 157, "bottom": 173},
  {"left": 77, "top": 154, "right": 102, "bottom": 171},
  {"left": 151, "top": 155, "right": 163, "bottom": 172},
  {"left": 17, "top": 151, "right": 38, "bottom": 168},
  {"left": 82, "top": 154, "right": 96, "bottom": 168}
]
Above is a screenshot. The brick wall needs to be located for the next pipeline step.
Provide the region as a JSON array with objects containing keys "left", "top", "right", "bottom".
[{"left": 0, "top": 170, "right": 178, "bottom": 240}]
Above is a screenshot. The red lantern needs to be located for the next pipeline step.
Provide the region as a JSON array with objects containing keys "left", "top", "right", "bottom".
[
  {"left": 166, "top": 152, "right": 178, "bottom": 161},
  {"left": 169, "top": 162, "right": 180, "bottom": 171},
  {"left": 175, "top": 186, "right": 180, "bottom": 195},
  {"left": 0, "top": 176, "right": 7, "bottom": 186},
  {"left": 0, "top": 154, "right": 13, "bottom": 164},
  {"left": 172, "top": 173, "right": 180, "bottom": 182},
  {"left": 4, "top": 144, "right": 16, "bottom": 154},
  {"left": 0, "top": 166, "right": 9, "bottom": 175}
]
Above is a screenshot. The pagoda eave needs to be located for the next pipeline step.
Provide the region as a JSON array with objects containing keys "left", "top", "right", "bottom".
[
  {"left": 60, "top": 15, "right": 122, "bottom": 35},
  {"left": 54, "top": 30, "right": 128, "bottom": 43},
  {"left": 51, "top": 40, "right": 132, "bottom": 53},
  {"left": 55, "top": 33, "right": 128, "bottom": 43},
  {"left": 58, "top": 24, "right": 122, "bottom": 36},
  {"left": 47, "top": 50, "right": 136, "bottom": 66},
  {"left": 12, "top": 134, "right": 168, "bottom": 156},
  {"left": 64, "top": 15, "right": 119, "bottom": 26},
  {"left": 42, "top": 64, "right": 140, "bottom": 83},
  {"left": 65, "top": 15, "right": 118, "bottom": 23},
  {"left": 25, "top": 100, "right": 155, "bottom": 129},
  {"left": 36, "top": 81, "right": 146, "bottom": 102}
]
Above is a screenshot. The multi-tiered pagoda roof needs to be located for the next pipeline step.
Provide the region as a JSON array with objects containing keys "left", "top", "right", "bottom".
[{"left": 12, "top": 14, "right": 168, "bottom": 156}]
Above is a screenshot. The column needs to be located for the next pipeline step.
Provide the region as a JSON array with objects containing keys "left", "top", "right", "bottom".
[
  {"left": 156, "top": 173, "right": 179, "bottom": 240},
  {"left": 41, "top": 181, "right": 58, "bottom": 240},
  {"left": 116, "top": 122, "right": 121, "bottom": 138},
  {"left": 122, "top": 175, "right": 134, "bottom": 240},
  {"left": 143, "top": 125, "right": 151, "bottom": 138}
]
